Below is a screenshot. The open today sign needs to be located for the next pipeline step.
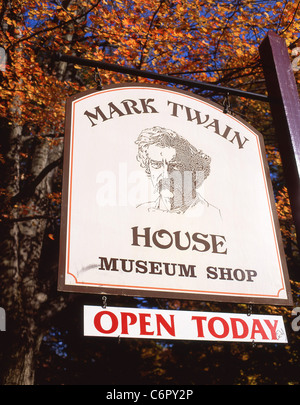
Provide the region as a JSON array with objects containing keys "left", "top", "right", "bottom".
[
  {"left": 83, "top": 306, "right": 287, "bottom": 343},
  {"left": 58, "top": 84, "right": 292, "bottom": 305}
]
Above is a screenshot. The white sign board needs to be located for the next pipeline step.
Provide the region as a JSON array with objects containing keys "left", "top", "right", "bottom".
[
  {"left": 58, "top": 84, "right": 292, "bottom": 305},
  {"left": 83, "top": 305, "right": 287, "bottom": 343}
]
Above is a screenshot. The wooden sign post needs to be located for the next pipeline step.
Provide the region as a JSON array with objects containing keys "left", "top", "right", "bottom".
[{"left": 259, "top": 31, "right": 300, "bottom": 249}]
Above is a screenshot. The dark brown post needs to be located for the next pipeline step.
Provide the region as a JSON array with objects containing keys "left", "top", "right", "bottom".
[{"left": 259, "top": 31, "right": 300, "bottom": 249}]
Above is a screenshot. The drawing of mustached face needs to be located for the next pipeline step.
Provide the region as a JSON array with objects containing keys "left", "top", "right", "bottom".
[
  {"left": 147, "top": 144, "right": 198, "bottom": 211},
  {"left": 135, "top": 127, "right": 211, "bottom": 213}
]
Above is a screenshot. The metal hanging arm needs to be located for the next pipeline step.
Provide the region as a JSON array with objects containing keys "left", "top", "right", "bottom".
[{"left": 54, "top": 52, "right": 269, "bottom": 102}]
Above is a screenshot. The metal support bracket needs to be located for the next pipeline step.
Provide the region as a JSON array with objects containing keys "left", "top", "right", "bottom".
[{"left": 54, "top": 52, "right": 269, "bottom": 102}]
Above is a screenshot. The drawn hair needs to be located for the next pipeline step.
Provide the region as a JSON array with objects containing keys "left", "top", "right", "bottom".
[{"left": 135, "top": 126, "right": 211, "bottom": 187}]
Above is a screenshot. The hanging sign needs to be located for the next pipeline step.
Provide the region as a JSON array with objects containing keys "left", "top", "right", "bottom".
[
  {"left": 83, "top": 305, "right": 288, "bottom": 343},
  {"left": 58, "top": 84, "right": 292, "bottom": 305}
]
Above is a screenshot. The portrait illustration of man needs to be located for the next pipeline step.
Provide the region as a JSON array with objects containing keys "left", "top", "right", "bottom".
[{"left": 135, "top": 126, "right": 221, "bottom": 218}]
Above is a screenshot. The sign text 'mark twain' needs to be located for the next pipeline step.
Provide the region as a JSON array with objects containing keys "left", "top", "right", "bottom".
[{"left": 84, "top": 98, "right": 249, "bottom": 150}]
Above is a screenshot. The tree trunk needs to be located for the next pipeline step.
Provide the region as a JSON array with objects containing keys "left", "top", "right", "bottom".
[
  {"left": 0, "top": 127, "right": 62, "bottom": 385},
  {"left": 0, "top": 0, "right": 81, "bottom": 385},
  {"left": 5, "top": 347, "right": 37, "bottom": 385},
  {"left": 1, "top": 325, "right": 44, "bottom": 385}
]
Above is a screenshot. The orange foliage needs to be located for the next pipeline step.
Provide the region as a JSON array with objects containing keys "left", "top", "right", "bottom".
[{"left": 1, "top": 0, "right": 299, "bottom": 239}]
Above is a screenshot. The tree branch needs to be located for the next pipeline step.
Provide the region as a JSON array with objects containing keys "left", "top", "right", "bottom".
[
  {"left": 137, "top": 0, "right": 166, "bottom": 70},
  {"left": 11, "top": 156, "right": 63, "bottom": 204},
  {"left": 0, "top": 214, "right": 59, "bottom": 224},
  {"left": 7, "top": 0, "right": 102, "bottom": 51}
]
